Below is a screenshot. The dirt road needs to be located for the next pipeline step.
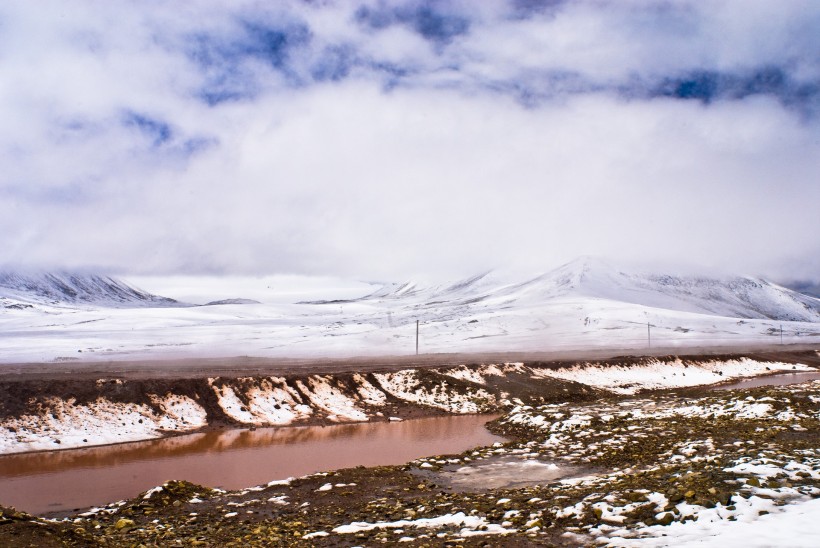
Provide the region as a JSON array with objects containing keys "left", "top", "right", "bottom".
[{"left": 1, "top": 342, "right": 818, "bottom": 382}]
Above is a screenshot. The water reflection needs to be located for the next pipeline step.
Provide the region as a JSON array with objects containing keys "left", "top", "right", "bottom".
[
  {"left": 0, "top": 414, "right": 502, "bottom": 515},
  {"left": 714, "top": 370, "right": 820, "bottom": 390}
]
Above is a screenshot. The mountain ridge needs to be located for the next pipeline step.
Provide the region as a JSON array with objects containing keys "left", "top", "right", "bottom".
[
  {"left": 2, "top": 259, "right": 818, "bottom": 322},
  {"left": 0, "top": 271, "right": 182, "bottom": 308},
  {"left": 345, "top": 257, "right": 820, "bottom": 323}
]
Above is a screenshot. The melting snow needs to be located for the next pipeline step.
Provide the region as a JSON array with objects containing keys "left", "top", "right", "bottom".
[{"left": 331, "top": 511, "right": 515, "bottom": 537}]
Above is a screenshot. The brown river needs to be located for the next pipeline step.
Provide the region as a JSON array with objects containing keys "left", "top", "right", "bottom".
[
  {"left": 0, "top": 414, "right": 503, "bottom": 516},
  {"left": 714, "top": 370, "right": 820, "bottom": 390}
]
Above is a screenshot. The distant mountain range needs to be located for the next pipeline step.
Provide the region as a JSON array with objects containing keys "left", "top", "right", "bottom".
[
  {"left": 339, "top": 257, "right": 820, "bottom": 323},
  {"left": 0, "top": 259, "right": 817, "bottom": 362},
  {"left": 2, "top": 259, "right": 819, "bottom": 323}
]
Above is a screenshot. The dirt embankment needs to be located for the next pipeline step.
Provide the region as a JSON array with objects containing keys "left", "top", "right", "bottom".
[
  {"left": 1, "top": 350, "right": 817, "bottom": 455},
  {"left": 1, "top": 355, "right": 819, "bottom": 547},
  {"left": 0, "top": 365, "right": 601, "bottom": 455}
]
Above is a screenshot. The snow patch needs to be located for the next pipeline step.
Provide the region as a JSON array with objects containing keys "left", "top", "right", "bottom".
[
  {"left": 374, "top": 370, "right": 495, "bottom": 413},
  {"left": 296, "top": 376, "right": 368, "bottom": 422},
  {"left": 332, "top": 511, "right": 515, "bottom": 537},
  {"left": 0, "top": 395, "right": 206, "bottom": 454}
]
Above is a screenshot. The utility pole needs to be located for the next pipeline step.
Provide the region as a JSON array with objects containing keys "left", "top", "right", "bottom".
[
  {"left": 647, "top": 321, "right": 651, "bottom": 349},
  {"left": 416, "top": 320, "right": 419, "bottom": 355},
  {"left": 780, "top": 324, "right": 783, "bottom": 345}
]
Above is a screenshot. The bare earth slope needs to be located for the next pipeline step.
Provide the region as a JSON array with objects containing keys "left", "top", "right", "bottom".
[{"left": 2, "top": 349, "right": 817, "bottom": 455}]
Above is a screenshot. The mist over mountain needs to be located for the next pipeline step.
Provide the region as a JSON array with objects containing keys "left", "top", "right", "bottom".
[
  {"left": 0, "top": 258, "right": 817, "bottom": 363},
  {"left": 2, "top": 260, "right": 818, "bottom": 323},
  {"left": 780, "top": 281, "right": 820, "bottom": 300},
  {"left": 308, "top": 257, "right": 820, "bottom": 323}
]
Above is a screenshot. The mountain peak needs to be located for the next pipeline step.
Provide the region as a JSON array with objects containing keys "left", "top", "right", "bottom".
[{"left": 0, "top": 271, "right": 182, "bottom": 308}]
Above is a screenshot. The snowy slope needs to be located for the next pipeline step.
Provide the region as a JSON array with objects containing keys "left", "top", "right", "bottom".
[
  {"left": 0, "top": 260, "right": 818, "bottom": 363},
  {"left": 549, "top": 257, "right": 820, "bottom": 322},
  {"left": 353, "top": 257, "right": 820, "bottom": 323},
  {"left": 0, "top": 272, "right": 182, "bottom": 308}
]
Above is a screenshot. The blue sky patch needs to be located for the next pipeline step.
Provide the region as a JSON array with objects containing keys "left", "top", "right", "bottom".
[
  {"left": 122, "top": 111, "right": 172, "bottom": 147},
  {"left": 311, "top": 45, "right": 354, "bottom": 82},
  {"left": 355, "top": 2, "right": 470, "bottom": 45}
]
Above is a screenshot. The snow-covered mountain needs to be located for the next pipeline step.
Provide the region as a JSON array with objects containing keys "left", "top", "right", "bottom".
[
  {"left": 352, "top": 257, "right": 820, "bottom": 323},
  {"left": 0, "top": 259, "right": 817, "bottom": 364},
  {"left": 0, "top": 272, "right": 182, "bottom": 308},
  {"left": 782, "top": 280, "right": 820, "bottom": 299},
  {"left": 534, "top": 257, "right": 820, "bottom": 322}
]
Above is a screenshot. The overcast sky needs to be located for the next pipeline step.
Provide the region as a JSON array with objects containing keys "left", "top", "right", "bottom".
[{"left": 1, "top": 0, "right": 818, "bottom": 282}]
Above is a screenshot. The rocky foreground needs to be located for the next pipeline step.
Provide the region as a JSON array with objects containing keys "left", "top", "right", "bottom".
[{"left": 0, "top": 354, "right": 819, "bottom": 546}]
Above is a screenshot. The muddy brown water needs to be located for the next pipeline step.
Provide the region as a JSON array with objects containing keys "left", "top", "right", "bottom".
[
  {"left": 714, "top": 370, "right": 820, "bottom": 390},
  {"left": 0, "top": 415, "right": 503, "bottom": 516}
]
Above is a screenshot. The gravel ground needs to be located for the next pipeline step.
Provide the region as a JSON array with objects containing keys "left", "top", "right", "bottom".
[{"left": 0, "top": 350, "right": 818, "bottom": 546}]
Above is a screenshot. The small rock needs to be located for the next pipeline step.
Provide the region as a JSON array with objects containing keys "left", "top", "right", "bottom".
[
  {"left": 115, "top": 518, "right": 135, "bottom": 530},
  {"left": 657, "top": 513, "right": 674, "bottom": 526}
]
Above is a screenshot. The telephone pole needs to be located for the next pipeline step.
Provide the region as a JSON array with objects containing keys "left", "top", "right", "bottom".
[
  {"left": 416, "top": 320, "right": 419, "bottom": 355},
  {"left": 647, "top": 321, "right": 651, "bottom": 348},
  {"left": 780, "top": 324, "right": 783, "bottom": 345}
]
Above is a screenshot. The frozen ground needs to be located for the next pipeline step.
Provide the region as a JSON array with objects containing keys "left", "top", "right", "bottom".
[
  {"left": 0, "top": 258, "right": 818, "bottom": 364},
  {"left": 614, "top": 496, "right": 820, "bottom": 547},
  {"left": 5, "top": 377, "right": 815, "bottom": 546},
  {"left": 2, "top": 356, "right": 813, "bottom": 455}
]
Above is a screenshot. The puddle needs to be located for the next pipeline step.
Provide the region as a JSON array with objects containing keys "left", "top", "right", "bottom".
[
  {"left": 0, "top": 414, "right": 503, "bottom": 516},
  {"left": 423, "top": 456, "right": 584, "bottom": 491},
  {"left": 713, "top": 370, "right": 820, "bottom": 390}
]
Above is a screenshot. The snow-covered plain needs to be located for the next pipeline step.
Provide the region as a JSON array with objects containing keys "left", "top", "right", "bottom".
[{"left": 0, "top": 258, "right": 818, "bottom": 364}]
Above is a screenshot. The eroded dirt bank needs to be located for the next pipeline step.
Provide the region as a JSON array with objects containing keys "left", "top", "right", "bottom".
[
  {"left": 1, "top": 351, "right": 818, "bottom": 454},
  {"left": 1, "top": 362, "right": 819, "bottom": 546}
]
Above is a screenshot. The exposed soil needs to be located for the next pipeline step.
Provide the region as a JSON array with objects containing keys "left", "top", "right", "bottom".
[
  {"left": 2, "top": 349, "right": 816, "bottom": 425},
  {"left": 0, "top": 369, "right": 601, "bottom": 443},
  {"left": 0, "top": 348, "right": 818, "bottom": 546}
]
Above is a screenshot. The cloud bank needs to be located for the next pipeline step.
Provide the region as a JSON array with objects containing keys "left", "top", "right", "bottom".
[{"left": 0, "top": 0, "right": 818, "bottom": 281}]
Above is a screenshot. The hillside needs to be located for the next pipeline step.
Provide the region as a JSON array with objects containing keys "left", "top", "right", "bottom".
[
  {"left": 0, "top": 259, "right": 817, "bottom": 363},
  {"left": 0, "top": 272, "right": 181, "bottom": 308},
  {"left": 353, "top": 257, "right": 820, "bottom": 323}
]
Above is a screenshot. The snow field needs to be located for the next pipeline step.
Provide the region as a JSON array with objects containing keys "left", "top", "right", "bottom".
[{"left": 4, "top": 259, "right": 820, "bottom": 364}]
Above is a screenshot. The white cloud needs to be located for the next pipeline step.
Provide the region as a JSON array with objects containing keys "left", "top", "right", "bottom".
[{"left": 0, "top": 0, "right": 818, "bottom": 282}]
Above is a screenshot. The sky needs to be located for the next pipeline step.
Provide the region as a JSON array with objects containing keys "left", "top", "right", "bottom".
[{"left": 0, "top": 0, "right": 818, "bottom": 282}]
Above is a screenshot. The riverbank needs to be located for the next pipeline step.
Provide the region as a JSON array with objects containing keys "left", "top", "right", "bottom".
[
  {"left": 1, "top": 372, "right": 819, "bottom": 546},
  {"left": 2, "top": 350, "right": 818, "bottom": 455}
]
